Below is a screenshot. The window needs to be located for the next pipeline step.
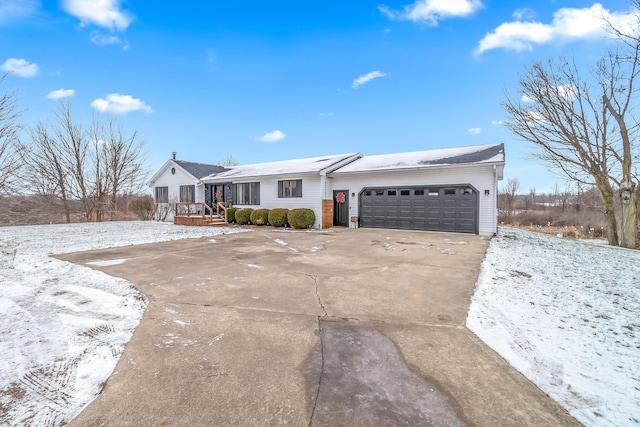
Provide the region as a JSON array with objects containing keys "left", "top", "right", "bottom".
[
  {"left": 180, "top": 185, "right": 195, "bottom": 202},
  {"left": 236, "top": 182, "right": 260, "bottom": 205},
  {"left": 155, "top": 186, "right": 168, "bottom": 203},
  {"left": 414, "top": 189, "right": 424, "bottom": 196},
  {"left": 444, "top": 188, "right": 457, "bottom": 196},
  {"left": 387, "top": 190, "right": 397, "bottom": 196},
  {"left": 400, "top": 190, "right": 410, "bottom": 196},
  {"left": 278, "top": 179, "right": 302, "bottom": 198}
]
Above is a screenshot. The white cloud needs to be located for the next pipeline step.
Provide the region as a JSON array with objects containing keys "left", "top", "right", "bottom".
[
  {"left": 352, "top": 71, "right": 387, "bottom": 89},
  {"left": 475, "top": 3, "right": 636, "bottom": 55},
  {"left": 46, "top": 89, "right": 75, "bottom": 99},
  {"left": 91, "top": 32, "right": 122, "bottom": 45},
  {"left": 91, "top": 93, "right": 153, "bottom": 114},
  {"left": 491, "top": 120, "right": 505, "bottom": 126},
  {"left": 380, "top": 0, "right": 483, "bottom": 25},
  {"left": 1, "top": 58, "right": 38, "bottom": 77},
  {"left": 521, "top": 94, "right": 536, "bottom": 103},
  {"left": 468, "top": 127, "right": 481, "bottom": 135},
  {"left": 255, "top": 130, "right": 286, "bottom": 143},
  {"left": 0, "top": 0, "right": 39, "bottom": 22},
  {"left": 512, "top": 8, "right": 535, "bottom": 21},
  {"left": 62, "top": 0, "right": 133, "bottom": 31}
]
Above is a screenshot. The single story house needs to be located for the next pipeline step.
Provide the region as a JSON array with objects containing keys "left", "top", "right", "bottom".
[
  {"left": 150, "top": 143, "right": 505, "bottom": 235},
  {"left": 149, "top": 153, "right": 229, "bottom": 219}
]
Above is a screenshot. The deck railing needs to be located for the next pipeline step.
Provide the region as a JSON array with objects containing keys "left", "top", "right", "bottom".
[
  {"left": 175, "top": 202, "right": 214, "bottom": 221},
  {"left": 216, "top": 202, "right": 232, "bottom": 222}
]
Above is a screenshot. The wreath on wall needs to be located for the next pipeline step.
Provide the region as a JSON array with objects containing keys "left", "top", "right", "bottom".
[
  {"left": 336, "top": 192, "right": 346, "bottom": 203},
  {"left": 215, "top": 190, "right": 222, "bottom": 199}
]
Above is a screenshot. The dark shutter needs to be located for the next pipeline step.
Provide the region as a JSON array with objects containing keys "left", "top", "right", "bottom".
[
  {"left": 294, "top": 180, "right": 302, "bottom": 197},
  {"left": 278, "top": 181, "right": 283, "bottom": 198}
]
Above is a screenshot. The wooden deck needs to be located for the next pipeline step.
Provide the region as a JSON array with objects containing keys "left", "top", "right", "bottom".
[
  {"left": 174, "top": 215, "right": 229, "bottom": 227},
  {"left": 173, "top": 201, "right": 232, "bottom": 227}
]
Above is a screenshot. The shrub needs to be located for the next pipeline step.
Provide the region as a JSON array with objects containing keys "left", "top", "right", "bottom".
[
  {"left": 129, "top": 196, "right": 155, "bottom": 220},
  {"left": 288, "top": 208, "right": 315, "bottom": 229},
  {"left": 268, "top": 208, "right": 289, "bottom": 227},
  {"left": 250, "top": 208, "right": 270, "bottom": 226},
  {"left": 227, "top": 207, "right": 238, "bottom": 223},
  {"left": 235, "top": 208, "right": 254, "bottom": 225}
]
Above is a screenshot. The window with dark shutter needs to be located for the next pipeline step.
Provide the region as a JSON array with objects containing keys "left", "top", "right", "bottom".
[{"left": 278, "top": 179, "right": 302, "bottom": 198}]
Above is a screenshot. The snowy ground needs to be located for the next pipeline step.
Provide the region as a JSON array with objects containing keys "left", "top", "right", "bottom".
[
  {"left": 468, "top": 227, "right": 640, "bottom": 427},
  {"left": 1, "top": 222, "right": 638, "bottom": 426},
  {"left": 0, "top": 221, "right": 247, "bottom": 426}
]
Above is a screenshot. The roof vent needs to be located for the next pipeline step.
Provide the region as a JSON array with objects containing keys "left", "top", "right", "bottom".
[{"left": 172, "top": 151, "right": 177, "bottom": 160}]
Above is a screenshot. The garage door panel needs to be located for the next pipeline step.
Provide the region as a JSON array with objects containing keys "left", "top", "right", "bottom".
[{"left": 359, "top": 185, "right": 478, "bottom": 234}]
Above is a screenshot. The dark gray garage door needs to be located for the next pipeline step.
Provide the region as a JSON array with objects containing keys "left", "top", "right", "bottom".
[{"left": 359, "top": 186, "right": 478, "bottom": 233}]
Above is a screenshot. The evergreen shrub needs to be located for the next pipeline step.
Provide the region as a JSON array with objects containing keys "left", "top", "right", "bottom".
[
  {"left": 227, "top": 207, "right": 238, "bottom": 223},
  {"left": 235, "top": 208, "right": 254, "bottom": 225},
  {"left": 250, "top": 208, "right": 270, "bottom": 226},
  {"left": 288, "top": 208, "right": 315, "bottom": 229},
  {"left": 268, "top": 208, "right": 289, "bottom": 227}
]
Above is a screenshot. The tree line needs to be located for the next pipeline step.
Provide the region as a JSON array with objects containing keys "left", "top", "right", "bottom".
[{"left": 0, "top": 76, "right": 148, "bottom": 223}]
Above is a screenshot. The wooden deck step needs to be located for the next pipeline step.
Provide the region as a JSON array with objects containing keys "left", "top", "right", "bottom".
[{"left": 174, "top": 215, "right": 229, "bottom": 227}]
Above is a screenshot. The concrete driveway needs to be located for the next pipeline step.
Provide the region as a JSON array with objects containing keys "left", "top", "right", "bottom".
[{"left": 58, "top": 227, "right": 579, "bottom": 427}]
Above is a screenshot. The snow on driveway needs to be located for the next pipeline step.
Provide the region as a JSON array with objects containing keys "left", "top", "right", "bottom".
[
  {"left": 0, "top": 221, "right": 247, "bottom": 426},
  {"left": 468, "top": 227, "right": 640, "bottom": 427}
]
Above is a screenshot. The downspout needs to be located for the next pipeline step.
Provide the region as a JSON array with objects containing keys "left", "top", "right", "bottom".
[{"left": 493, "top": 165, "right": 498, "bottom": 236}]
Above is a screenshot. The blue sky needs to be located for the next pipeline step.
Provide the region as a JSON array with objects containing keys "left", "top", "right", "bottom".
[{"left": 1, "top": 0, "right": 634, "bottom": 193}]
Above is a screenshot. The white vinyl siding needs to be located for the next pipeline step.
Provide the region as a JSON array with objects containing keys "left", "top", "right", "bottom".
[
  {"left": 232, "top": 175, "right": 322, "bottom": 228},
  {"left": 329, "top": 164, "right": 499, "bottom": 235}
]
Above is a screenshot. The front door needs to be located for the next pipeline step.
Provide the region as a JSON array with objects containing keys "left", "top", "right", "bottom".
[{"left": 333, "top": 190, "right": 349, "bottom": 227}]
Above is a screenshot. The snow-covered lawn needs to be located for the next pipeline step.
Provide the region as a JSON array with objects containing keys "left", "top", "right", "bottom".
[
  {"left": 468, "top": 227, "right": 640, "bottom": 427},
  {"left": 0, "top": 221, "right": 247, "bottom": 426}
]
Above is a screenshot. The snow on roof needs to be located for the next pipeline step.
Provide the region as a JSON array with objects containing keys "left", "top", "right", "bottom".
[
  {"left": 331, "top": 143, "right": 505, "bottom": 174},
  {"left": 203, "top": 153, "right": 361, "bottom": 181},
  {"left": 173, "top": 160, "right": 229, "bottom": 179}
]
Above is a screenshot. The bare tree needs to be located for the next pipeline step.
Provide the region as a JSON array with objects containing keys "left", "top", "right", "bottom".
[
  {"left": 51, "top": 100, "right": 94, "bottom": 221},
  {"left": 0, "top": 73, "right": 22, "bottom": 195},
  {"left": 22, "top": 101, "right": 149, "bottom": 222},
  {"left": 500, "top": 178, "right": 520, "bottom": 221},
  {"left": 503, "top": 6, "right": 640, "bottom": 248},
  {"left": 24, "top": 122, "right": 74, "bottom": 222},
  {"left": 219, "top": 154, "right": 239, "bottom": 167},
  {"left": 502, "top": 55, "right": 631, "bottom": 246},
  {"left": 100, "top": 117, "right": 148, "bottom": 220}
]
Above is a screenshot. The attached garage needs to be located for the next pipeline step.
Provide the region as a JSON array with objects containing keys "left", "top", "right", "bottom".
[
  {"left": 359, "top": 186, "right": 478, "bottom": 233},
  {"left": 328, "top": 143, "right": 505, "bottom": 236}
]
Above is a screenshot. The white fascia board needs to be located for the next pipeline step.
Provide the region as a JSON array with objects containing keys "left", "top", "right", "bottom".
[
  {"left": 327, "top": 160, "right": 505, "bottom": 177},
  {"left": 203, "top": 171, "right": 319, "bottom": 183}
]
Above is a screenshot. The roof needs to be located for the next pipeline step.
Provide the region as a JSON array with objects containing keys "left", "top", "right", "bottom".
[
  {"left": 202, "top": 153, "right": 362, "bottom": 181},
  {"left": 331, "top": 143, "right": 505, "bottom": 174},
  {"left": 173, "top": 160, "right": 229, "bottom": 179}
]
